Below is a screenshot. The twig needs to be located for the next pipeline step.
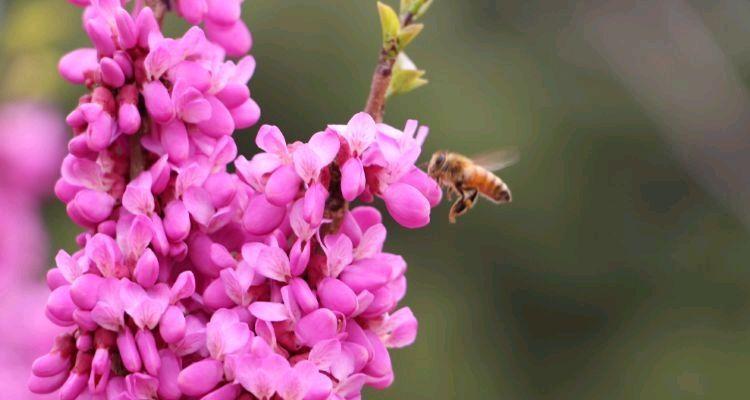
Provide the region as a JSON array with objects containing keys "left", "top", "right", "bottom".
[{"left": 363, "top": 11, "right": 417, "bottom": 122}]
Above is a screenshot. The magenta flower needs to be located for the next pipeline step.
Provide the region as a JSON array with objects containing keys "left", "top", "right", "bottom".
[{"left": 34, "top": 1, "right": 437, "bottom": 399}]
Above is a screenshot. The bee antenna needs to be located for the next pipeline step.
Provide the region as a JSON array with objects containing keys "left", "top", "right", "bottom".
[{"left": 418, "top": 161, "right": 429, "bottom": 169}]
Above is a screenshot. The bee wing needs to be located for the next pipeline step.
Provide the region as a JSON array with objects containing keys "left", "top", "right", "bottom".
[{"left": 470, "top": 147, "right": 520, "bottom": 172}]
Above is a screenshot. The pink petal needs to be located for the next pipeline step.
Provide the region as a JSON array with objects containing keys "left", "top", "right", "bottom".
[
  {"left": 118, "top": 102, "right": 141, "bottom": 134},
  {"left": 265, "top": 165, "right": 302, "bottom": 206},
  {"left": 170, "top": 270, "right": 197, "bottom": 303},
  {"left": 178, "top": 359, "right": 224, "bottom": 397},
  {"left": 382, "top": 182, "right": 431, "bottom": 228},
  {"left": 345, "top": 112, "right": 376, "bottom": 155},
  {"left": 308, "top": 339, "right": 341, "bottom": 371},
  {"left": 85, "top": 18, "right": 115, "bottom": 56},
  {"left": 142, "top": 80, "right": 175, "bottom": 123},
  {"left": 122, "top": 172, "right": 155, "bottom": 216},
  {"left": 243, "top": 194, "right": 286, "bottom": 236},
  {"left": 70, "top": 189, "right": 115, "bottom": 224},
  {"left": 176, "top": 0, "right": 207, "bottom": 24},
  {"left": 341, "top": 157, "right": 366, "bottom": 201},
  {"left": 318, "top": 278, "right": 358, "bottom": 316},
  {"left": 308, "top": 129, "right": 340, "bottom": 166},
  {"left": 115, "top": 8, "right": 138, "bottom": 48},
  {"left": 157, "top": 350, "right": 183, "bottom": 400},
  {"left": 202, "top": 383, "right": 242, "bottom": 400},
  {"left": 55, "top": 249, "right": 89, "bottom": 283},
  {"left": 164, "top": 200, "right": 191, "bottom": 242},
  {"left": 303, "top": 182, "right": 327, "bottom": 226},
  {"left": 204, "top": 19, "right": 252, "bottom": 57},
  {"left": 255, "top": 246, "right": 291, "bottom": 282},
  {"left": 117, "top": 328, "right": 142, "bottom": 373},
  {"left": 398, "top": 167, "right": 442, "bottom": 207},
  {"left": 236, "top": 353, "right": 289, "bottom": 399},
  {"left": 292, "top": 144, "right": 323, "bottom": 183},
  {"left": 46, "top": 285, "right": 76, "bottom": 326},
  {"left": 351, "top": 206, "right": 382, "bottom": 231},
  {"left": 133, "top": 248, "right": 159, "bottom": 288},
  {"left": 289, "top": 278, "right": 319, "bottom": 314},
  {"left": 289, "top": 240, "right": 311, "bottom": 277},
  {"left": 169, "top": 60, "right": 211, "bottom": 91},
  {"left": 100, "top": 57, "right": 125, "bottom": 87},
  {"left": 295, "top": 309, "right": 339, "bottom": 347},
  {"left": 338, "top": 258, "right": 392, "bottom": 293},
  {"left": 197, "top": 95, "right": 235, "bottom": 137},
  {"left": 323, "top": 234, "right": 353, "bottom": 278},
  {"left": 205, "top": 0, "right": 241, "bottom": 25},
  {"left": 249, "top": 301, "right": 290, "bottom": 322},
  {"left": 216, "top": 82, "right": 250, "bottom": 108},
  {"left": 220, "top": 261, "right": 254, "bottom": 306},
  {"left": 135, "top": 329, "right": 161, "bottom": 376},
  {"left": 230, "top": 98, "right": 261, "bottom": 129},
  {"left": 379, "top": 307, "right": 418, "bottom": 348},
  {"left": 86, "top": 233, "right": 122, "bottom": 278},
  {"left": 207, "top": 308, "right": 251, "bottom": 359},
  {"left": 204, "top": 277, "right": 236, "bottom": 311},
  {"left": 121, "top": 281, "right": 170, "bottom": 330},
  {"left": 176, "top": 87, "right": 212, "bottom": 124},
  {"left": 354, "top": 223, "right": 386, "bottom": 260},
  {"left": 255, "top": 125, "right": 288, "bottom": 156},
  {"left": 161, "top": 119, "right": 190, "bottom": 163},
  {"left": 160, "top": 305, "right": 187, "bottom": 344},
  {"left": 59, "top": 48, "right": 98, "bottom": 84},
  {"left": 183, "top": 186, "right": 216, "bottom": 226},
  {"left": 277, "top": 360, "right": 319, "bottom": 400}
]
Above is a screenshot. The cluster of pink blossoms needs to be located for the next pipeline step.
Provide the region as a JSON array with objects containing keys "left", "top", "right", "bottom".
[
  {"left": 31, "top": 1, "right": 440, "bottom": 399},
  {"left": 67, "top": 0, "right": 252, "bottom": 57},
  {"left": 0, "top": 103, "right": 66, "bottom": 400}
]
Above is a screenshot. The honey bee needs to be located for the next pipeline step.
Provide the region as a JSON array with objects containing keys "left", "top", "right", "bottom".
[{"left": 427, "top": 149, "right": 517, "bottom": 223}]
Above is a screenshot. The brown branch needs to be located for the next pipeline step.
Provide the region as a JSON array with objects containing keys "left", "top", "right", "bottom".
[
  {"left": 363, "top": 11, "right": 417, "bottom": 123},
  {"left": 363, "top": 51, "right": 396, "bottom": 123}
]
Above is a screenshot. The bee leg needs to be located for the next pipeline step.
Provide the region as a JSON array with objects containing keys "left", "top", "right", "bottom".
[
  {"left": 465, "top": 188, "right": 479, "bottom": 208},
  {"left": 449, "top": 188, "right": 478, "bottom": 223},
  {"left": 446, "top": 184, "right": 458, "bottom": 201}
]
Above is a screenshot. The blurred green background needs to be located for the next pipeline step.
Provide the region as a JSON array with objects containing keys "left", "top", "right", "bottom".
[{"left": 4, "top": 0, "right": 750, "bottom": 399}]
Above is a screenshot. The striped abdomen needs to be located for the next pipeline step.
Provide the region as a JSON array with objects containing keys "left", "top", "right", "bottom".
[{"left": 466, "top": 166, "right": 512, "bottom": 203}]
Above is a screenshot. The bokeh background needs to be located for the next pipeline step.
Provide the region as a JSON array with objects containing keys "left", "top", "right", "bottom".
[{"left": 3, "top": 0, "right": 750, "bottom": 398}]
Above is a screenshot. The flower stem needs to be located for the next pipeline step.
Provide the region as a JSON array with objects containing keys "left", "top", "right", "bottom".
[{"left": 363, "top": 11, "right": 417, "bottom": 123}]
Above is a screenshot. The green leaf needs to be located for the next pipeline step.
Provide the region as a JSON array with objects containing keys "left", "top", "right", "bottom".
[
  {"left": 412, "top": 0, "right": 434, "bottom": 20},
  {"left": 397, "top": 23, "right": 423, "bottom": 50},
  {"left": 400, "top": 0, "right": 416, "bottom": 15},
  {"left": 387, "top": 69, "right": 428, "bottom": 97},
  {"left": 377, "top": 2, "right": 401, "bottom": 46},
  {"left": 387, "top": 54, "right": 428, "bottom": 97}
]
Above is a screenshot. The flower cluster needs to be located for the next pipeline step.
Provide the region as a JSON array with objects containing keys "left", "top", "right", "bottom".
[
  {"left": 0, "top": 103, "right": 66, "bottom": 399},
  {"left": 31, "top": 1, "right": 441, "bottom": 399},
  {"left": 66, "top": 0, "right": 253, "bottom": 57},
  {"left": 173, "top": 0, "right": 253, "bottom": 56}
]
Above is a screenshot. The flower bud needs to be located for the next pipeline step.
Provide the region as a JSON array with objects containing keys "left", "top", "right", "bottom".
[
  {"left": 117, "top": 328, "right": 142, "bottom": 373},
  {"left": 46, "top": 285, "right": 76, "bottom": 326},
  {"left": 177, "top": 358, "right": 224, "bottom": 397},
  {"left": 160, "top": 305, "right": 187, "bottom": 344},
  {"left": 136, "top": 329, "right": 161, "bottom": 376}
]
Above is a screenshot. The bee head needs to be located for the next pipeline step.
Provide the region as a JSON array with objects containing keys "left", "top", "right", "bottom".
[{"left": 427, "top": 151, "right": 448, "bottom": 177}]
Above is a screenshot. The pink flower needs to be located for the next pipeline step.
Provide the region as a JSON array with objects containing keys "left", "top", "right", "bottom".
[
  {"left": 37, "top": 1, "right": 435, "bottom": 399},
  {"left": 206, "top": 308, "right": 251, "bottom": 360}
]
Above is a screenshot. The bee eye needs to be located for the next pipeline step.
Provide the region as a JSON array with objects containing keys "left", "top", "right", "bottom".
[{"left": 436, "top": 154, "right": 445, "bottom": 166}]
